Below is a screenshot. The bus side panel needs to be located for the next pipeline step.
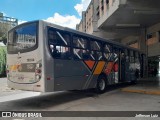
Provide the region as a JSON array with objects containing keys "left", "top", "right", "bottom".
[
  {"left": 42, "top": 23, "right": 55, "bottom": 92},
  {"left": 42, "top": 55, "right": 54, "bottom": 92},
  {"left": 87, "top": 75, "right": 98, "bottom": 89},
  {"left": 53, "top": 59, "right": 91, "bottom": 91}
]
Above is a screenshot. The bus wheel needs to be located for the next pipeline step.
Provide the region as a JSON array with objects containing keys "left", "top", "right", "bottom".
[{"left": 96, "top": 76, "right": 107, "bottom": 94}]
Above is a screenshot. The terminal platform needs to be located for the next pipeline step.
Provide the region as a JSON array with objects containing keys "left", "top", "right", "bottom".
[{"left": 121, "top": 76, "right": 160, "bottom": 95}]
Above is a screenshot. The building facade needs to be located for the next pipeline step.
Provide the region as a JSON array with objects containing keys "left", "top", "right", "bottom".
[
  {"left": 0, "top": 12, "right": 18, "bottom": 45},
  {"left": 0, "top": 12, "right": 18, "bottom": 26}
]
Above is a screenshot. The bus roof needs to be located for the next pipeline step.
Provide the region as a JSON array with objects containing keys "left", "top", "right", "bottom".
[{"left": 15, "top": 20, "right": 144, "bottom": 54}]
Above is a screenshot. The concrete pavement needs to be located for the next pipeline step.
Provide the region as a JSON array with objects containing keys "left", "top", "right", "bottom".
[
  {"left": 0, "top": 78, "right": 40, "bottom": 102},
  {"left": 1, "top": 76, "right": 160, "bottom": 102},
  {"left": 0, "top": 77, "right": 22, "bottom": 96},
  {"left": 0, "top": 77, "right": 160, "bottom": 120},
  {"left": 0, "top": 89, "right": 160, "bottom": 120}
]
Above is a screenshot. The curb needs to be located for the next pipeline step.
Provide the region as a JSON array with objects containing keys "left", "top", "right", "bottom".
[{"left": 121, "top": 88, "right": 160, "bottom": 95}]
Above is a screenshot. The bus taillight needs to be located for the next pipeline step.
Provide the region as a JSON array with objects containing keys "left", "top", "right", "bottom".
[
  {"left": 35, "top": 69, "right": 41, "bottom": 74},
  {"left": 35, "top": 63, "right": 42, "bottom": 80},
  {"left": 35, "top": 69, "right": 41, "bottom": 80}
]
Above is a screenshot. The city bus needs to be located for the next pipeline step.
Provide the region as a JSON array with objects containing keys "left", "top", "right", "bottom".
[{"left": 7, "top": 20, "right": 144, "bottom": 93}]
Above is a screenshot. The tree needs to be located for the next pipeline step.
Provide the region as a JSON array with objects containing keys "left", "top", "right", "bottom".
[{"left": 0, "top": 46, "right": 6, "bottom": 77}]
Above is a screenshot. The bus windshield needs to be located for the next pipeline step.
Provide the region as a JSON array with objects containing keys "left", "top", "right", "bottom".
[{"left": 8, "top": 22, "right": 38, "bottom": 54}]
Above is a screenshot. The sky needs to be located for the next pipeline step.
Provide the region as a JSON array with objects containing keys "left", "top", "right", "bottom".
[{"left": 0, "top": 0, "right": 91, "bottom": 29}]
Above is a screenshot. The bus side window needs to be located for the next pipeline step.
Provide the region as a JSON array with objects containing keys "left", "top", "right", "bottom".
[
  {"left": 121, "top": 52, "right": 125, "bottom": 60},
  {"left": 90, "top": 40, "right": 102, "bottom": 60},
  {"left": 82, "top": 50, "right": 90, "bottom": 60},
  {"left": 125, "top": 49, "right": 129, "bottom": 62},
  {"left": 50, "top": 45, "right": 61, "bottom": 58},
  {"left": 113, "top": 48, "right": 119, "bottom": 62},
  {"left": 53, "top": 48, "right": 61, "bottom": 58},
  {"left": 48, "top": 30, "right": 57, "bottom": 44},
  {"left": 48, "top": 28, "right": 71, "bottom": 59},
  {"left": 73, "top": 35, "right": 89, "bottom": 60},
  {"left": 104, "top": 44, "right": 112, "bottom": 61},
  {"left": 60, "top": 46, "right": 71, "bottom": 59}
]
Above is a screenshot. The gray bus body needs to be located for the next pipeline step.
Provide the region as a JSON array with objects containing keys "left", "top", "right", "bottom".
[{"left": 7, "top": 20, "right": 143, "bottom": 92}]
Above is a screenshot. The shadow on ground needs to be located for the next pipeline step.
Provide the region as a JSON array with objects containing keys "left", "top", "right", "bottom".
[{"left": 0, "top": 83, "right": 131, "bottom": 111}]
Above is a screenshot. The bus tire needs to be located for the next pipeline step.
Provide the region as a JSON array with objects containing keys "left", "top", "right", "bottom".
[{"left": 96, "top": 75, "right": 107, "bottom": 94}]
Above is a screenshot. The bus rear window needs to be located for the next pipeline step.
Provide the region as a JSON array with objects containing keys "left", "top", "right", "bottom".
[{"left": 8, "top": 22, "right": 38, "bottom": 54}]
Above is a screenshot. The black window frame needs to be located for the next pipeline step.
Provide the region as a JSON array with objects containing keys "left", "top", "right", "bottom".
[{"left": 47, "top": 26, "right": 142, "bottom": 63}]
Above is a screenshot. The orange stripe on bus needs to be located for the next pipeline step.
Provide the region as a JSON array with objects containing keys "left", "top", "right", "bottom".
[
  {"left": 84, "top": 60, "right": 95, "bottom": 70},
  {"left": 93, "top": 61, "right": 105, "bottom": 75},
  {"left": 10, "top": 65, "right": 19, "bottom": 71}
]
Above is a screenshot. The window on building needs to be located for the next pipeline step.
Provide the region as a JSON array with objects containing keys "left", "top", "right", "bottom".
[
  {"left": 146, "top": 32, "right": 157, "bottom": 46},
  {"left": 147, "top": 33, "right": 153, "bottom": 39},
  {"left": 101, "top": 5, "right": 104, "bottom": 11},
  {"left": 101, "top": 0, "right": 104, "bottom": 4},
  {"left": 106, "top": 0, "right": 109, "bottom": 4},
  {"left": 97, "top": 6, "right": 99, "bottom": 10},
  {"left": 127, "top": 40, "right": 138, "bottom": 49}
]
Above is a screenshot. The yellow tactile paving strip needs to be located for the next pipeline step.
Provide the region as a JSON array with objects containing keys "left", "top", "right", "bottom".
[{"left": 121, "top": 88, "right": 160, "bottom": 95}]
